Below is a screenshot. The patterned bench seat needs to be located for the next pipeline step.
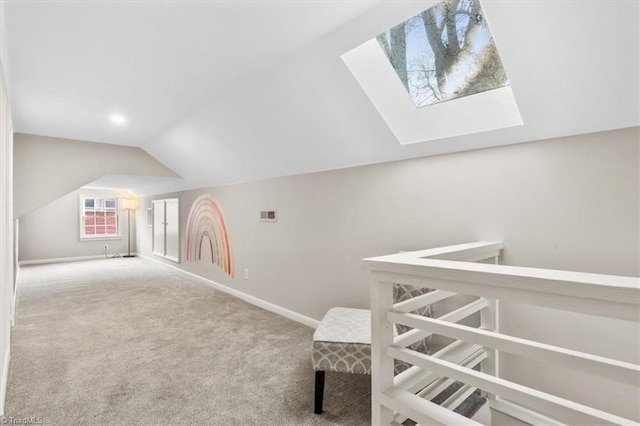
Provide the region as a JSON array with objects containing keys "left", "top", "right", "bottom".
[{"left": 311, "top": 284, "right": 433, "bottom": 415}]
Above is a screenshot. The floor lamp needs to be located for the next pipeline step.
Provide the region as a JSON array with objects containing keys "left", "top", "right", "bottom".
[{"left": 122, "top": 198, "right": 139, "bottom": 258}]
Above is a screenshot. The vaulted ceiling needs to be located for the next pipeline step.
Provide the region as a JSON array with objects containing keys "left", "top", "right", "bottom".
[{"left": 3, "top": 0, "right": 639, "bottom": 195}]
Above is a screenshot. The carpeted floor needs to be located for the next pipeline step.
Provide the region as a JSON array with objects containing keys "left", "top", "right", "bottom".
[{"left": 4, "top": 258, "right": 370, "bottom": 425}]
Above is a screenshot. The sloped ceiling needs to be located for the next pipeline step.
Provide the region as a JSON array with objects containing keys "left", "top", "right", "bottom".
[
  {"left": 13, "top": 133, "right": 180, "bottom": 217},
  {"left": 4, "top": 0, "right": 639, "bottom": 195}
]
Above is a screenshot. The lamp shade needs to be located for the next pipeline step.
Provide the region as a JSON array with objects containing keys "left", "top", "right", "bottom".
[{"left": 122, "top": 198, "right": 139, "bottom": 210}]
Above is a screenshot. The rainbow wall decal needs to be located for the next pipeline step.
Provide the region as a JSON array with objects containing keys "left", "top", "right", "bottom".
[{"left": 185, "top": 195, "right": 234, "bottom": 278}]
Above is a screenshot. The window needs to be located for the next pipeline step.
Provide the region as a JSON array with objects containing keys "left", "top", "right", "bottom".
[
  {"left": 80, "top": 196, "right": 119, "bottom": 239},
  {"left": 376, "top": 0, "right": 509, "bottom": 108}
]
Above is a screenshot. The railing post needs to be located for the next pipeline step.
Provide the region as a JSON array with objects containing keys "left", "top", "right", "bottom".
[
  {"left": 480, "top": 254, "right": 501, "bottom": 400},
  {"left": 371, "top": 277, "right": 395, "bottom": 425}
]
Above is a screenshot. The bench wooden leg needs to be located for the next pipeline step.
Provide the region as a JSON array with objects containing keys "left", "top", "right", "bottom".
[{"left": 314, "top": 370, "right": 325, "bottom": 414}]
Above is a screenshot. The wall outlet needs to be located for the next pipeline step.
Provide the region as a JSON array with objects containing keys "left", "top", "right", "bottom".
[{"left": 244, "top": 269, "right": 249, "bottom": 280}]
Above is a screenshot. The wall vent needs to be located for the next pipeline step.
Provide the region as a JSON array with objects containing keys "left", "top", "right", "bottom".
[{"left": 260, "top": 210, "right": 277, "bottom": 222}]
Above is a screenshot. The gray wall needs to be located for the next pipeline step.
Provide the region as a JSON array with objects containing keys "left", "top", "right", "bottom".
[
  {"left": 138, "top": 126, "right": 639, "bottom": 420},
  {"left": 13, "top": 133, "right": 179, "bottom": 218},
  {"left": 139, "top": 127, "right": 639, "bottom": 318},
  {"left": 18, "top": 188, "right": 137, "bottom": 262}
]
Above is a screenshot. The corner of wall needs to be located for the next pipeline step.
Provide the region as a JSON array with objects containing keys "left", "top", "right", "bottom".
[{"left": 0, "top": 46, "right": 14, "bottom": 416}]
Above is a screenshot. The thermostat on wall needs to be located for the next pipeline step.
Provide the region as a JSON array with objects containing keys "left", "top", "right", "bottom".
[{"left": 260, "top": 210, "right": 277, "bottom": 222}]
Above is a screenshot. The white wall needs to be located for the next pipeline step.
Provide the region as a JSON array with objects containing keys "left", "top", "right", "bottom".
[
  {"left": 13, "top": 133, "right": 179, "bottom": 218},
  {"left": 0, "top": 9, "right": 14, "bottom": 412},
  {"left": 138, "top": 126, "right": 639, "bottom": 420},
  {"left": 18, "top": 188, "right": 137, "bottom": 262},
  {"left": 0, "top": 0, "right": 10, "bottom": 95}
]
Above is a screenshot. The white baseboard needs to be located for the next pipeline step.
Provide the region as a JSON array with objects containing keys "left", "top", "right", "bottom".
[
  {"left": 19, "top": 254, "right": 110, "bottom": 266},
  {"left": 139, "top": 254, "right": 320, "bottom": 329},
  {"left": 0, "top": 347, "right": 9, "bottom": 417}
]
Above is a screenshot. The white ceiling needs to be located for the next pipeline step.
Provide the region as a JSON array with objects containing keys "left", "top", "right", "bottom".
[{"left": 3, "top": 0, "right": 639, "bottom": 195}]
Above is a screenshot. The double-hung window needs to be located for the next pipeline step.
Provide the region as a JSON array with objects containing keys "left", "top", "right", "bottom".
[{"left": 80, "top": 196, "right": 119, "bottom": 239}]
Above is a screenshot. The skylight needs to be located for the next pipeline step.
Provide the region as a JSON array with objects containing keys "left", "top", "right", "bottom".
[
  {"left": 376, "top": 0, "right": 509, "bottom": 108},
  {"left": 341, "top": 0, "right": 522, "bottom": 146}
]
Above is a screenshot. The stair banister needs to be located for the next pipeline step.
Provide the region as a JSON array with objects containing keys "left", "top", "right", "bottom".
[{"left": 363, "top": 241, "right": 640, "bottom": 426}]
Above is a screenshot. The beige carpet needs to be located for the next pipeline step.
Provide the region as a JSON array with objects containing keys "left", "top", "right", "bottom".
[{"left": 4, "top": 258, "right": 370, "bottom": 425}]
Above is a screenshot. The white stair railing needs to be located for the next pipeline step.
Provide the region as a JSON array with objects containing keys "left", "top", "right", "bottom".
[{"left": 364, "top": 242, "right": 640, "bottom": 426}]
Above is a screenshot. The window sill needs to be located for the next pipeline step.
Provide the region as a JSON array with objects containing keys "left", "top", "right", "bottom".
[{"left": 80, "top": 236, "right": 123, "bottom": 242}]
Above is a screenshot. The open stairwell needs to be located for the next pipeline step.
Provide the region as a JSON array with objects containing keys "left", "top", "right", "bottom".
[{"left": 363, "top": 242, "right": 640, "bottom": 426}]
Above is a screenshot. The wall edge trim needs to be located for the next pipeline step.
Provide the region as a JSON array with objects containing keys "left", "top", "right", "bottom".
[
  {"left": 18, "top": 254, "right": 109, "bottom": 266},
  {"left": 138, "top": 254, "right": 320, "bottom": 329}
]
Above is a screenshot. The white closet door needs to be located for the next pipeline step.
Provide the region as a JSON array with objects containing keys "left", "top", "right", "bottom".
[
  {"left": 164, "top": 198, "right": 180, "bottom": 262},
  {"left": 152, "top": 200, "right": 165, "bottom": 257}
]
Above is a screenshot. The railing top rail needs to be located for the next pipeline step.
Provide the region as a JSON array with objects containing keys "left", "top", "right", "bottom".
[
  {"left": 363, "top": 242, "right": 640, "bottom": 306},
  {"left": 391, "top": 241, "right": 503, "bottom": 261}
]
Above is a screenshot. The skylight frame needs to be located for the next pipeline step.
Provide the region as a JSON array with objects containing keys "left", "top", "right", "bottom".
[{"left": 341, "top": 0, "right": 522, "bottom": 145}]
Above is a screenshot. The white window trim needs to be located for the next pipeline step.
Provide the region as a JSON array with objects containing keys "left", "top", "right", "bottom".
[{"left": 79, "top": 195, "right": 123, "bottom": 241}]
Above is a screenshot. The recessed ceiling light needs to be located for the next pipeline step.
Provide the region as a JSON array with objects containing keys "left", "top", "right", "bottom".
[{"left": 109, "top": 114, "right": 127, "bottom": 126}]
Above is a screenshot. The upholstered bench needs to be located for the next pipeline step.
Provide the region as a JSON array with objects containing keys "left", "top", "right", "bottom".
[
  {"left": 311, "top": 307, "right": 371, "bottom": 413},
  {"left": 311, "top": 284, "right": 433, "bottom": 414}
]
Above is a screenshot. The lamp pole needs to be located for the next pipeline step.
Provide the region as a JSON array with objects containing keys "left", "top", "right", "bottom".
[
  {"left": 123, "top": 199, "right": 138, "bottom": 258},
  {"left": 125, "top": 208, "right": 132, "bottom": 257}
]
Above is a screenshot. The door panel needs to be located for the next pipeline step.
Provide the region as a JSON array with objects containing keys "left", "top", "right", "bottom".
[
  {"left": 165, "top": 199, "right": 180, "bottom": 262},
  {"left": 152, "top": 198, "right": 180, "bottom": 263},
  {"left": 152, "top": 200, "right": 165, "bottom": 257}
]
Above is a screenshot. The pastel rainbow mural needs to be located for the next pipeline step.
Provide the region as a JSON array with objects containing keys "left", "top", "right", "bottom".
[{"left": 185, "top": 195, "right": 234, "bottom": 278}]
